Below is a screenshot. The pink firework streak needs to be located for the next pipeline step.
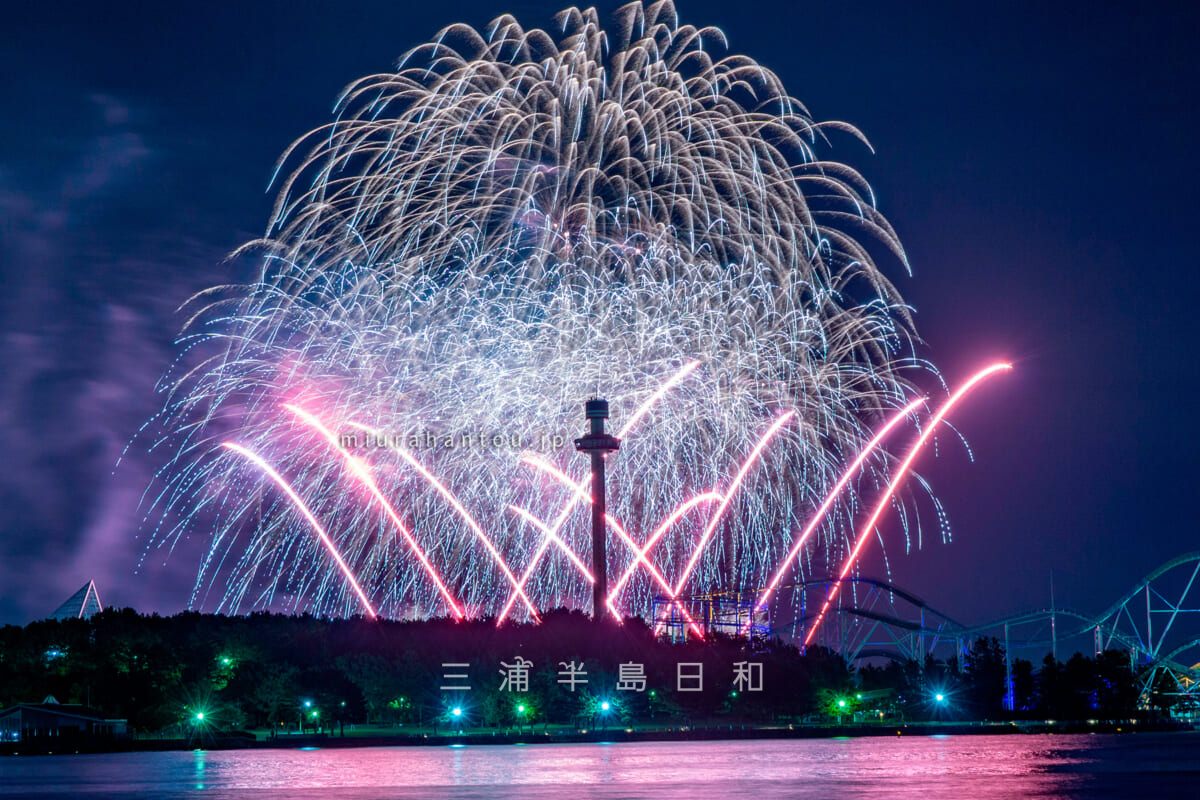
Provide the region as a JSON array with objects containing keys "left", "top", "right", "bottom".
[
  {"left": 608, "top": 493, "right": 722, "bottom": 608},
  {"left": 803, "top": 362, "right": 1013, "bottom": 646},
  {"left": 507, "top": 503, "right": 595, "bottom": 582},
  {"left": 221, "top": 441, "right": 377, "bottom": 618},
  {"left": 740, "top": 397, "right": 927, "bottom": 634},
  {"left": 283, "top": 406, "right": 465, "bottom": 619},
  {"left": 512, "top": 454, "right": 606, "bottom": 578},
  {"left": 496, "top": 360, "right": 700, "bottom": 624},
  {"left": 603, "top": 515, "right": 703, "bottom": 634},
  {"left": 346, "top": 421, "right": 539, "bottom": 619},
  {"left": 604, "top": 509, "right": 709, "bottom": 636},
  {"left": 649, "top": 411, "right": 794, "bottom": 633},
  {"left": 519, "top": 452, "right": 669, "bottom": 589},
  {"left": 671, "top": 411, "right": 797, "bottom": 598},
  {"left": 522, "top": 455, "right": 703, "bottom": 631}
]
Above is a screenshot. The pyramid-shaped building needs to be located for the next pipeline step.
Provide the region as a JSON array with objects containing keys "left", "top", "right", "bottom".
[{"left": 50, "top": 581, "right": 103, "bottom": 621}]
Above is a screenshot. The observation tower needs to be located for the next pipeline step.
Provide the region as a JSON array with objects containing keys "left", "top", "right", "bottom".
[{"left": 574, "top": 398, "right": 620, "bottom": 620}]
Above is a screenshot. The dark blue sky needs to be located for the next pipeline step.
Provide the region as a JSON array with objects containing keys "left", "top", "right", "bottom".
[{"left": 1, "top": 1, "right": 1196, "bottom": 626}]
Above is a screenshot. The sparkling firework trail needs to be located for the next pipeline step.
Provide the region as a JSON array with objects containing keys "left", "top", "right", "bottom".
[
  {"left": 495, "top": 359, "right": 700, "bottom": 623},
  {"left": 220, "top": 442, "right": 377, "bottom": 618},
  {"left": 283, "top": 407, "right": 464, "bottom": 617},
  {"left": 604, "top": 514, "right": 704, "bottom": 635},
  {"left": 803, "top": 362, "right": 1013, "bottom": 645},
  {"left": 671, "top": 411, "right": 796, "bottom": 597},
  {"left": 608, "top": 493, "right": 723, "bottom": 609},
  {"left": 744, "top": 396, "right": 927, "bottom": 632},
  {"left": 145, "top": 3, "right": 953, "bottom": 621},
  {"left": 507, "top": 503, "right": 595, "bottom": 583},
  {"left": 655, "top": 411, "right": 794, "bottom": 633},
  {"left": 519, "top": 453, "right": 697, "bottom": 627},
  {"left": 347, "top": 421, "right": 535, "bottom": 617}
]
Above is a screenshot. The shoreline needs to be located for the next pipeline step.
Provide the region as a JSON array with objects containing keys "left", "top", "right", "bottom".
[{"left": 3, "top": 719, "right": 1192, "bottom": 756}]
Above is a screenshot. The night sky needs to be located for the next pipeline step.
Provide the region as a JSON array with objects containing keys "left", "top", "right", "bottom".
[{"left": 2, "top": 1, "right": 1196, "bottom": 628}]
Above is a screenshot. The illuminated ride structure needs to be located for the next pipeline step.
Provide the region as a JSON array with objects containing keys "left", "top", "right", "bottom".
[
  {"left": 653, "top": 591, "right": 771, "bottom": 640},
  {"left": 779, "top": 577, "right": 965, "bottom": 660},
  {"left": 654, "top": 579, "right": 959, "bottom": 650},
  {"left": 762, "top": 553, "right": 1200, "bottom": 713}
]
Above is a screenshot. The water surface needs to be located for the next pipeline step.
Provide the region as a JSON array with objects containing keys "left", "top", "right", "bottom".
[{"left": 1, "top": 733, "right": 1197, "bottom": 798}]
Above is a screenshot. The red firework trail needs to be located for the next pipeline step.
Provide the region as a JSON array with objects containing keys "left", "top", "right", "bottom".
[
  {"left": 653, "top": 411, "right": 795, "bottom": 635},
  {"left": 603, "top": 511, "right": 707, "bottom": 636},
  {"left": 496, "top": 491, "right": 580, "bottom": 624},
  {"left": 803, "top": 362, "right": 1013, "bottom": 646},
  {"left": 345, "top": 420, "right": 538, "bottom": 619},
  {"left": 507, "top": 502, "right": 595, "bottom": 582},
  {"left": 514, "top": 454, "right": 608, "bottom": 579},
  {"left": 741, "top": 397, "right": 927, "bottom": 634},
  {"left": 284, "top": 406, "right": 465, "bottom": 619},
  {"left": 221, "top": 441, "right": 377, "bottom": 618},
  {"left": 607, "top": 492, "right": 722, "bottom": 607},
  {"left": 522, "top": 454, "right": 704, "bottom": 632}
]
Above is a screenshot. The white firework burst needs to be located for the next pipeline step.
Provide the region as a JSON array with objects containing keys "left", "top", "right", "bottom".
[{"left": 144, "top": 1, "right": 936, "bottom": 622}]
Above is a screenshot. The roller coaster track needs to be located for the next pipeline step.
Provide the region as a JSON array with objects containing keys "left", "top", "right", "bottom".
[{"left": 764, "top": 553, "right": 1200, "bottom": 707}]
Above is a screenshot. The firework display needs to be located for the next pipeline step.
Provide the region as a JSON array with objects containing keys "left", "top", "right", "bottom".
[{"left": 144, "top": 2, "right": 955, "bottom": 623}]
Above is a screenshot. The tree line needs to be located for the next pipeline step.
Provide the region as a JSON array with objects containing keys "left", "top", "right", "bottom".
[{"left": 0, "top": 610, "right": 1166, "bottom": 733}]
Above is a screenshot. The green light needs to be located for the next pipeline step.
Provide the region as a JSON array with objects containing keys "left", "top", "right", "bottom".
[
  {"left": 452, "top": 707, "right": 463, "bottom": 717},
  {"left": 856, "top": 693, "right": 863, "bottom": 699},
  {"left": 221, "top": 657, "right": 231, "bottom": 665},
  {"left": 837, "top": 699, "right": 846, "bottom": 708},
  {"left": 517, "top": 704, "right": 526, "bottom": 714},
  {"left": 730, "top": 690, "right": 738, "bottom": 697},
  {"left": 311, "top": 711, "right": 319, "bottom": 718},
  {"left": 195, "top": 712, "right": 204, "bottom": 721},
  {"left": 649, "top": 690, "right": 656, "bottom": 697}
]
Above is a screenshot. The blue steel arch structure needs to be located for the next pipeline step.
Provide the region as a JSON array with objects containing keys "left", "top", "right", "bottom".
[
  {"left": 658, "top": 576, "right": 969, "bottom": 662},
  {"left": 947, "top": 553, "right": 1200, "bottom": 710},
  {"left": 1077, "top": 552, "right": 1200, "bottom": 708},
  {"left": 659, "top": 553, "right": 1200, "bottom": 711},
  {"left": 780, "top": 576, "right": 968, "bottom": 664},
  {"left": 1088, "top": 552, "right": 1200, "bottom": 662}
]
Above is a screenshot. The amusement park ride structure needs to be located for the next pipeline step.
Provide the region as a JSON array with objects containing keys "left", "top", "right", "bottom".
[{"left": 655, "top": 552, "right": 1200, "bottom": 711}]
